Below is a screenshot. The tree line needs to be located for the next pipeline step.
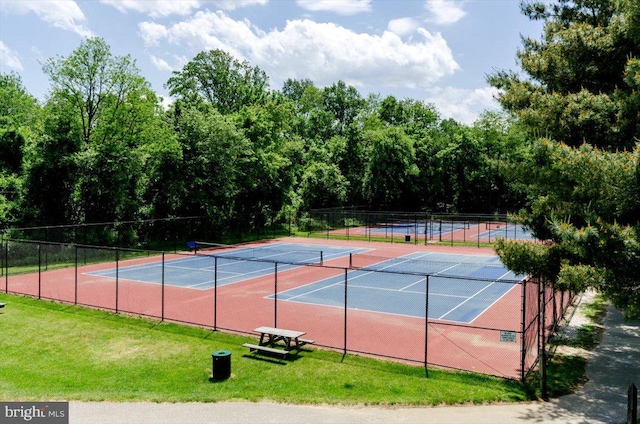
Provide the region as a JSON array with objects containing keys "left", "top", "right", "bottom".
[{"left": 0, "top": 40, "right": 525, "bottom": 233}]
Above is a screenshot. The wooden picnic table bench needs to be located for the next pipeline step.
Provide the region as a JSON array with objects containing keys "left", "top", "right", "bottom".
[{"left": 243, "top": 326, "right": 314, "bottom": 358}]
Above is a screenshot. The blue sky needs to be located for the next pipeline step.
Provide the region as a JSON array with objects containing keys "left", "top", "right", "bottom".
[{"left": 0, "top": 0, "right": 543, "bottom": 124}]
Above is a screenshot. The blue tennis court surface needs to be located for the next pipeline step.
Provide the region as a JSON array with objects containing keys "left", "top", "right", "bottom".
[
  {"left": 272, "top": 252, "right": 525, "bottom": 324},
  {"left": 369, "top": 221, "right": 470, "bottom": 236},
  {"left": 88, "top": 243, "right": 366, "bottom": 289},
  {"left": 476, "top": 224, "right": 535, "bottom": 240}
]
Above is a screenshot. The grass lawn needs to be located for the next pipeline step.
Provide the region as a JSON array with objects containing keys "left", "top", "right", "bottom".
[{"left": 0, "top": 293, "right": 534, "bottom": 405}]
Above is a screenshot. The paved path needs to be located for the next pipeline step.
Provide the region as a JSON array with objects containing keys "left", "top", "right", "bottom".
[{"left": 70, "top": 303, "right": 639, "bottom": 424}]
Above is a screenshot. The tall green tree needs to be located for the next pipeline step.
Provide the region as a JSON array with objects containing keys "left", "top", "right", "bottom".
[
  {"left": 322, "top": 81, "right": 365, "bottom": 137},
  {"left": 20, "top": 99, "right": 81, "bottom": 226},
  {"left": 362, "top": 126, "right": 418, "bottom": 210},
  {"left": 497, "top": 141, "right": 640, "bottom": 316},
  {"left": 491, "top": 0, "right": 640, "bottom": 317},
  {"left": 172, "top": 105, "right": 252, "bottom": 227},
  {"left": 166, "top": 49, "right": 269, "bottom": 115},
  {"left": 0, "top": 73, "right": 40, "bottom": 226},
  {"left": 232, "top": 95, "right": 298, "bottom": 222},
  {"left": 488, "top": 0, "right": 640, "bottom": 149},
  {"left": 40, "top": 38, "right": 165, "bottom": 225}
]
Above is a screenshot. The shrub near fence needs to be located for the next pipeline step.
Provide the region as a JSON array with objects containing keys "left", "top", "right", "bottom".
[{"left": 1, "top": 238, "right": 572, "bottom": 381}]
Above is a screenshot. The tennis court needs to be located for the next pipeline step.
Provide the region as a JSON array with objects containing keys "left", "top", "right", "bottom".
[
  {"left": 273, "top": 252, "right": 523, "bottom": 323},
  {"left": 368, "top": 221, "right": 471, "bottom": 237},
  {"left": 88, "top": 242, "right": 367, "bottom": 289},
  {"left": 476, "top": 223, "right": 535, "bottom": 240},
  {"left": 89, "top": 244, "right": 523, "bottom": 325}
]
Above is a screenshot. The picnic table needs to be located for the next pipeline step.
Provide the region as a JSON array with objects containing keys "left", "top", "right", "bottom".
[{"left": 243, "top": 326, "right": 314, "bottom": 358}]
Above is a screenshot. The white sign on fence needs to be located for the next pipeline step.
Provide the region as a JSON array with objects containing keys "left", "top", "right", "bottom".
[{"left": 500, "top": 331, "right": 517, "bottom": 343}]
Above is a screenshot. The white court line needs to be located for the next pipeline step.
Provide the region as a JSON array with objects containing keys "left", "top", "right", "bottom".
[
  {"left": 468, "top": 274, "right": 524, "bottom": 324},
  {"left": 284, "top": 251, "right": 444, "bottom": 301},
  {"left": 351, "top": 283, "right": 468, "bottom": 298},
  {"left": 437, "top": 270, "right": 514, "bottom": 320},
  {"left": 284, "top": 281, "right": 344, "bottom": 302},
  {"left": 399, "top": 277, "right": 427, "bottom": 291}
]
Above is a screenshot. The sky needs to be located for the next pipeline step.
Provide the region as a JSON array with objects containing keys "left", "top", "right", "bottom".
[{"left": 0, "top": 0, "right": 544, "bottom": 124}]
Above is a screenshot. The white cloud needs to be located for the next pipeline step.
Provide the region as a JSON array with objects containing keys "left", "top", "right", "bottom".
[
  {"left": 213, "top": 0, "right": 268, "bottom": 11},
  {"left": 0, "top": 41, "right": 23, "bottom": 71},
  {"left": 425, "top": 0, "right": 466, "bottom": 25},
  {"left": 150, "top": 55, "right": 173, "bottom": 72},
  {"left": 139, "top": 11, "right": 458, "bottom": 91},
  {"left": 424, "top": 86, "right": 498, "bottom": 124},
  {"left": 158, "top": 94, "right": 174, "bottom": 110},
  {"left": 138, "top": 22, "right": 169, "bottom": 46},
  {"left": 296, "top": 0, "right": 372, "bottom": 16},
  {"left": 100, "top": 0, "right": 201, "bottom": 17},
  {"left": 100, "top": 0, "right": 267, "bottom": 16},
  {"left": 387, "top": 17, "right": 420, "bottom": 37},
  {"left": 3, "top": 0, "right": 93, "bottom": 37}
]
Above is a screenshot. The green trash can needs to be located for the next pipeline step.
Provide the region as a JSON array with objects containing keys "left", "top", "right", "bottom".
[
  {"left": 405, "top": 235, "right": 411, "bottom": 242},
  {"left": 211, "top": 350, "right": 231, "bottom": 380}
]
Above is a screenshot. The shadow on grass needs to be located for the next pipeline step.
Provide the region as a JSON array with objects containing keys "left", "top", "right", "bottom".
[{"left": 523, "top": 354, "right": 587, "bottom": 400}]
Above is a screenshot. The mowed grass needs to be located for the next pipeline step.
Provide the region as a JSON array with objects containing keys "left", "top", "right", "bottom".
[{"left": 0, "top": 293, "right": 531, "bottom": 405}]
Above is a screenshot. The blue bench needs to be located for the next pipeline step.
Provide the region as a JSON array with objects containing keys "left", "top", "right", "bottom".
[{"left": 186, "top": 241, "right": 197, "bottom": 251}]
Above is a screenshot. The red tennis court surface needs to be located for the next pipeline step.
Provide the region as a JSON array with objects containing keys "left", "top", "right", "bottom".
[{"left": 2, "top": 237, "right": 571, "bottom": 380}]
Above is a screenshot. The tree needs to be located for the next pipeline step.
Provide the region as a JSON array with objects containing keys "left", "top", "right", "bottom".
[
  {"left": 491, "top": 1, "right": 640, "bottom": 318},
  {"left": 40, "top": 38, "right": 165, "bottom": 225},
  {"left": 172, "top": 104, "right": 253, "bottom": 227},
  {"left": 166, "top": 49, "right": 269, "bottom": 115},
  {"left": 0, "top": 73, "right": 40, "bottom": 226},
  {"left": 20, "top": 99, "right": 81, "bottom": 226},
  {"left": 362, "top": 127, "right": 419, "bottom": 210},
  {"left": 379, "top": 96, "right": 439, "bottom": 140},
  {"left": 496, "top": 140, "right": 640, "bottom": 316},
  {"left": 299, "top": 161, "right": 349, "bottom": 210},
  {"left": 322, "top": 81, "right": 365, "bottom": 136},
  {"left": 488, "top": 0, "right": 640, "bottom": 149},
  {"left": 232, "top": 96, "right": 298, "bottom": 222}
]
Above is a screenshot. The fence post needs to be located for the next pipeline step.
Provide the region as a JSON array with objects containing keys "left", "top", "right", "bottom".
[
  {"left": 0, "top": 236, "right": 3, "bottom": 278},
  {"left": 425, "top": 275, "right": 429, "bottom": 378},
  {"left": 74, "top": 245, "right": 78, "bottom": 305},
  {"left": 521, "top": 278, "right": 527, "bottom": 381},
  {"left": 450, "top": 221, "right": 454, "bottom": 247},
  {"left": 539, "top": 276, "right": 548, "bottom": 400},
  {"left": 115, "top": 248, "right": 119, "bottom": 313},
  {"left": 4, "top": 239, "right": 8, "bottom": 293},
  {"left": 343, "top": 268, "right": 348, "bottom": 359},
  {"left": 629, "top": 383, "right": 638, "bottom": 424},
  {"left": 38, "top": 242, "right": 41, "bottom": 299},
  {"left": 213, "top": 256, "right": 217, "bottom": 331},
  {"left": 274, "top": 262, "right": 278, "bottom": 328},
  {"left": 161, "top": 252, "right": 165, "bottom": 322}
]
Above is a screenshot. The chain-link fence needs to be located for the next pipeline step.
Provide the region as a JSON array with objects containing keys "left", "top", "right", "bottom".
[
  {"left": 1, "top": 238, "right": 572, "bottom": 381},
  {"left": 1, "top": 214, "right": 295, "bottom": 252},
  {"left": 302, "top": 209, "right": 537, "bottom": 246}
]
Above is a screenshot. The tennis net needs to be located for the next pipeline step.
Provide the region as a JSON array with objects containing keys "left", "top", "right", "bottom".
[
  {"left": 428, "top": 220, "right": 472, "bottom": 230},
  {"left": 194, "top": 241, "right": 324, "bottom": 265}
]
